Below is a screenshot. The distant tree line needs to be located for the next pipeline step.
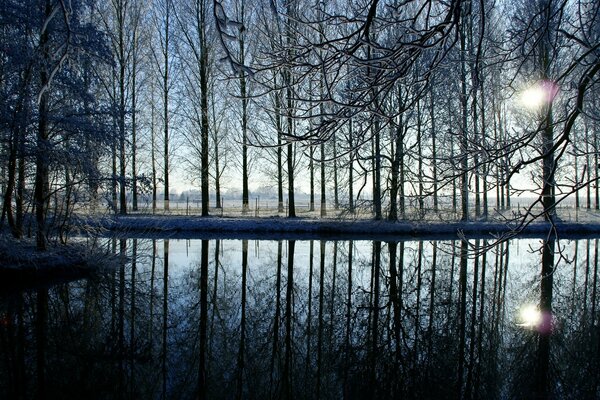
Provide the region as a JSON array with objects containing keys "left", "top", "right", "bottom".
[{"left": 0, "top": 0, "right": 599, "bottom": 249}]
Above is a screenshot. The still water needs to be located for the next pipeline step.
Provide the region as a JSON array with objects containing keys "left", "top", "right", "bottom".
[{"left": 1, "top": 237, "right": 598, "bottom": 399}]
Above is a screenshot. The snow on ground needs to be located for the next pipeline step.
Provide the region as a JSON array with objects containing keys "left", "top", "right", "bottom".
[{"left": 79, "top": 213, "right": 600, "bottom": 240}]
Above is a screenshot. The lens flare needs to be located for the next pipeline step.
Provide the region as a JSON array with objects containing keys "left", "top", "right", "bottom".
[
  {"left": 519, "top": 80, "right": 559, "bottom": 110},
  {"left": 520, "top": 87, "right": 545, "bottom": 109},
  {"left": 517, "top": 304, "right": 542, "bottom": 328}
]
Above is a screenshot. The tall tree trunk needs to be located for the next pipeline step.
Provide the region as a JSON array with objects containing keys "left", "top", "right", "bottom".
[
  {"left": 15, "top": 129, "right": 25, "bottom": 238},
  {"left": 275, "top": 83, "right": 284, "bottom": 213},
  {"left": 348, "top": 119, "right": 354, "bottom": 212},
  {"left": 151, "top": 95, "right": 157, "bottom": 213},
  {"left": 540, "top": 14, "right": 556, "bottom": 221},
  {"left": 118, "top": 0, "right": 127, "bottom": 215},
  {"left": 240, "top": 0, "right": 249, "bottom": 213},
  {"left": 310, "top": 145, "right": 315, "bottom": 211},
  {"left": 373, "top": 120, "right": 382, "bottom": 220},
  {"left": 35, "top": 0, "right": 52, "bottom": 251},
  {"left": 431, "top": 85, "right": 439, "bottom": 213},
  {"left": 132, "top": 25, "right": 139, "bottom": 212},
  {"left": 459, "top": 1, "right": 470, "bottom": 222},
  {"left": 389, "top": 95, "right": 403, "bottom": 221},
  {"left": 285, "top": 1, "right": 295, "bottom": 218},
  {"left": 198, "top": 0, "right": 210, "bottom": 216},
  {"left": 333, "top": 134, "right": 339, "bottom": 209},
  {"left": 211, "top": 87, "right": 222, "bottom": 208},
  {"left": 417, "top": 98, "right": 424, "bottom": 218},
  {"left": 320, "top": 142, "right": 326, "bottom": 217},
  {"left": 163, "top": 1, "right": 170, "bottom": 212}
]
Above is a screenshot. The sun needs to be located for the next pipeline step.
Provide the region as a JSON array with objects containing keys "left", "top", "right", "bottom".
[
  {"left": 519, "top": 80, "right": 559, "bottom": 110},
  {"left": 520, "top": 85, "right": 546, "bottom": 110},
  {"left": 517, "top": 304, "right": 542, "bottom": 328}
]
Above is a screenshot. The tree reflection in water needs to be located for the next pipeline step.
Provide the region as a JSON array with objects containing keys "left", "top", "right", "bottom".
[{"left": 1, "top": 237, "right": 599, "bottom": 399}]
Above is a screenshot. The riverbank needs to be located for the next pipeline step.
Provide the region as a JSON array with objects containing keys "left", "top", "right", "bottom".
[
  {"left": 84, "top": 214, "right": 600, "bottom": 240},
  {"left": 0, "top": 236, "right": 115, "bottom": 289}
]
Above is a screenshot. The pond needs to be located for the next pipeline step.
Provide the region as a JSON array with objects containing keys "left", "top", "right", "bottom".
[{"left": 0, "top": 236, "right": 598, "bottom": 399}]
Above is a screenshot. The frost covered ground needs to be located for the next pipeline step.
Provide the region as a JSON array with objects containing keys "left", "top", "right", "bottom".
[{"left": 80, "top": 211, "right": 600, "bottom": 240}]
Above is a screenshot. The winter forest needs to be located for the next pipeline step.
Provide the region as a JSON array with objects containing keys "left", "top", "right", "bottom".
[
  {"left": 1, "top": 1, "right": 600, "bottom": 398},
  {"left": 1, "top": 0, "right": 600, "bottom": 249}
]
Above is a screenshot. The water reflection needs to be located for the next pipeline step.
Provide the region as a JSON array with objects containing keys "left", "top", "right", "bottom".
[{"left": 1, "top": 238, "right": 599, "bottom": 399}]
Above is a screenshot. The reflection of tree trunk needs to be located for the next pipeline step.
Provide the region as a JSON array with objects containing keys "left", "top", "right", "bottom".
[
  {"left": 16, "top": 293, "right": 26, "bottom": 399},
  {"left": 150, "top": 240, "right": 157, "bottom": 342},
  {"left": 388, "top": 241, "right": 402, "bottom": 396},
  {"left": 412, "top": 241, "right": 423, "bottom": 395},
  {"left": 475, "top": 241, "right": 487, "bottom": 395},
  {"left": 591, "top": 239, "right": 598, "bottom": 327},
  {"left": 130, "top": 239, "right": 137, "bottom": 393},
  {"left": 343, "top": 241, "right": 353, "bottom": 397},
  {"left": 457, "top": 239, "right": 468, "bottom": 398},
  {"left": 427, "top": 242, "right": 438, "bottom": 387},
  {"left": 270, "top": 241, "right": 283, "bottom": 398},
  {"left": 535, "top": 238, "right": 555, "bottom": 399},
  {"left": 330, "top": 242, "right": 337, "bottom": 349},
  {"left": 572, "top": 241, "right": 578, "bottom": 313},
  {"left": 162, "top": 240, "right": 169, "bottom": 399},
  {"left": 281, "top": 240, "right": 295, "bottom": 400},
  {"left": 370, "top": 241, "right": 381, "bottom": 395},
  {"left": 236, "top": 240, "right": 248, "bottom": 400},
  {"left": 501, "top": 242, "right": 509, "bottom": 328},
  {"left": 198, "top": 239, "right": 209, "bottom": 400},
  {"left": 489, "top": 241, "right": 503, "bottom": 389},
  {"left": 448, "top": 241, "right": 456, "bottom": 321},
  {"left": 111, "top": 239, "right": 117, "bottom": 335},
  {"left": 304, "top": 241, "right": 314, "bottom": 391},
  {"left": 210, "top": 240, "right": 220, "bottom": 351},
  {"left": 316, "top": 240, "right": 325, "bottom": 399},
  {"left": 36, "top": 288, "right": 48, "bottom": 400},
  {"left": 388, "top": 242, "right": 401, "bottom": 358},
  {"left": 584, "top": 239, "right": 590, "bottom": 318},
  {"left": 466, "top": 240, "right": 480, "bottom": 399},
  {"left": 119, "top": 239, "right": 126, "bottom": 394}
]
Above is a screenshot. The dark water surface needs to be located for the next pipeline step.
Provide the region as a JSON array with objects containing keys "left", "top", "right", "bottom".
[{"left": 1, "top": 237, "right": 599, "bottom": 399}]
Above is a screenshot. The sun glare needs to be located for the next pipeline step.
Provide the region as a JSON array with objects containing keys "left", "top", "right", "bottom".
[
  {"left": 518, "top": 304, "right": 542, "bottom": 328},
  {"left": 519, "top": 80, "right": 559, "bottom": 110},
  {"left": 520, "top": 86, "right": 546, "bottom": 109}
]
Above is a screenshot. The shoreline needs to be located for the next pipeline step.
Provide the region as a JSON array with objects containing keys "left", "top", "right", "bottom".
[{"left": 85, "top": 214, "right": 600, "bottom": 240}]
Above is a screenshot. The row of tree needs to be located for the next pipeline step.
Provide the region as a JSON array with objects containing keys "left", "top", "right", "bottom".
[
  {"left": 2, "top": 237, "right": 599, "bottom": 398},
  {"left": 1, "top": 0, "right": 599, "bottom": 249}
]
